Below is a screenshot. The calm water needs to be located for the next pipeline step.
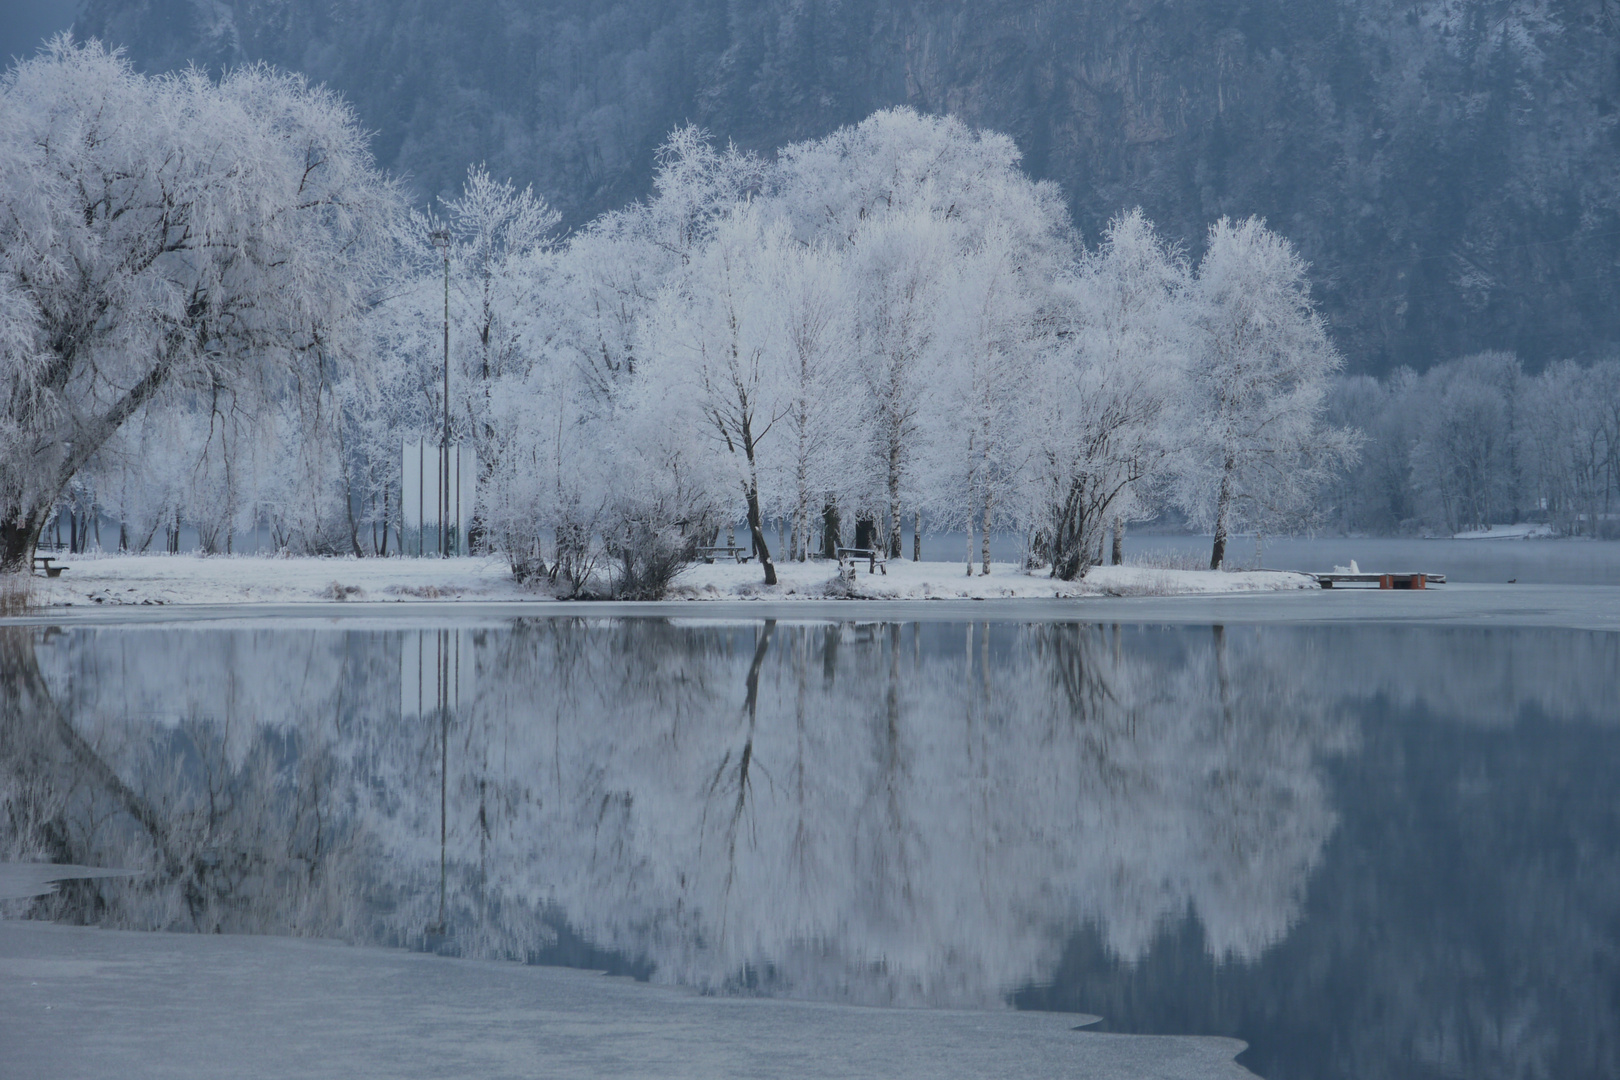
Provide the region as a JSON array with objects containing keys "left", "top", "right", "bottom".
[{"left": 3, "top": 618, "right": 1618, "bottom": 1079}]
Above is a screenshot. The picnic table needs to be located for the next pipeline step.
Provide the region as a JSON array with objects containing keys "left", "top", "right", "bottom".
[
  {"left": 697, "top": 545, "right": 753, "bottom": 564},
  {"left": 836, "top": 546, "right": 887, "bottom": 576},
  {"left": 32, "top": 555, "right": 67, "bottom": 578}
]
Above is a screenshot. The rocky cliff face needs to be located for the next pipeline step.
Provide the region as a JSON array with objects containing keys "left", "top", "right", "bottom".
[{"left": 77, "top": 0, "right": 1620, "bottom": 374}]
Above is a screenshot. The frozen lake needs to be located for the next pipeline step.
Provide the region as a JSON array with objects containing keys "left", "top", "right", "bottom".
[{"left": 3, "top": 613, "right": 1617, "bottom": 1078}]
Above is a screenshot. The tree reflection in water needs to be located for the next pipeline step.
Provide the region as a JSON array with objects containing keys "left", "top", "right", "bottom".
[
  {"left": 0, "top": 618, "right": 1352, "bottom": 1008},
  {"left": 7, "top": 619, "right": 1618, "bottom": 1078}
]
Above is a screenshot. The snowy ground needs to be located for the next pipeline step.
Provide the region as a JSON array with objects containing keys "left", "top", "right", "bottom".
[
  {"left": 27, "top": 552, "right": 530, "bottom": 607},
  {"left": 0, "top": 919, "right": 1254, "bottom": 1080},
  {"left": 21, "top": 552, "right": 1319, "bottom": 608},
  {"left": 670, "top": 558, "right": 1317, "bottom": 600},
  {"left": 1452, "top": 523, "right": 1557, "bottom": 540}
]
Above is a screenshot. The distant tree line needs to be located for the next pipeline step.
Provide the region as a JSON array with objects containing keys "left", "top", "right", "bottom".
[{"left": 1329, "top": 353, "right": 1620, "bottom": 537}]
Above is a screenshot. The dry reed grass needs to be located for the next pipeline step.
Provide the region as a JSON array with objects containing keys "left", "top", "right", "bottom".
[{"left": 1124, "top": 548, "right": 1212, "bottom": 572}]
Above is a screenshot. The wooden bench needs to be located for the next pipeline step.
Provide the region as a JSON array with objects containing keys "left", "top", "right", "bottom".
[
  {"left": 1315, "top": 572, "right": 1444, "bottom": 589},
  {"left": 32, "top": 555, "right": 67, "bottom": 578},
  {"left": 697, "top": 545, "right": 753, "bottom": 564},
  {"left": 836, "top": 546, "right": 887, "bottom": 576}
]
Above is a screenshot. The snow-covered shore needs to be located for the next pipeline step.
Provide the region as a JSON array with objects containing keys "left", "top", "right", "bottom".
[
  {"left": 21, "top": 552, "right": 1319, "bottom": 608},
  {"left": 670, "top": 558, "right": 1317, "bottom": 601}
]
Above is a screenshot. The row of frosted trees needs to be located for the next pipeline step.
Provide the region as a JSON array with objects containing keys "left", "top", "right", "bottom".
[
  {"left": 369, "top": 117, "right": 1350, "bottom": 592},
  {"left": 3, "top": 41, "right": 1350, "bottom": 584},
  {"left": 1330, "top": 352, "right": 1620, "bottom": 537}
]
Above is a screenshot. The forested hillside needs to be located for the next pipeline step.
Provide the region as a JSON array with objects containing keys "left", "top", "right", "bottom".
[{"left": 76, "top": 0, "right": 1620, "bottom": 375}]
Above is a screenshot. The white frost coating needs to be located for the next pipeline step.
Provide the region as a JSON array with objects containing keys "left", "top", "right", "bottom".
[{"left": 0, "top": 38, "right": 400, "bottom": 563}]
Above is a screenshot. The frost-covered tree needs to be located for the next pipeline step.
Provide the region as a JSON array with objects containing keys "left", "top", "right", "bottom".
[
  {"left": 752, "top": 227, "right": 856, "bottom": 562},
  {"left": 1408, "top": 352, "right": 1523, "bottom": 534},
  {"left": 651, "top": 208, "right": 789, "bottom": 585},
  {"left": 1328, "top": 354, "right": 1620, "bottom": 539},
  {"left": 470, "top": 128, "right": 759, "bottom": 594},
  {"left": 0, "top": 38, "right": 399, "bottom": 568},
  {"left": 1032, "top": 210, "right": 1186, "bottom": 580},
  {"left": 356, "top": 165, "right": 559, "bottom": 552},
  {"left": 1176, "top": 217, "right": 1354, "bottom": 569},
  {"left": 1521, "top": 360, "right": 1615, "bottom": 537},
  {"left": 921, "top": 226, "right": 1045, "bottom": 575},
  {"left": 844, "top": 208, "right": 950, "bottom": 558},
  {"left": 773, "top": 108, "right": 1070, "bottom": 558}
]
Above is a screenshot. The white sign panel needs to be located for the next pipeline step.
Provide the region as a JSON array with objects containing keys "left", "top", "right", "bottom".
[
  {"left": 400, "top": 628, "right": 474, "bottom": 721},
  {"left": 401, "top": 438, "right": 476, "bottom": 556}
]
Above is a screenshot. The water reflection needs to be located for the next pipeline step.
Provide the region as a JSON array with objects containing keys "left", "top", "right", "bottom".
[
  {"left": 1, "top": 620, "right": 1351, "bottom": 1001},
  {"left": 3, "top": 618, "right": 1618, "bottom": 1077}
]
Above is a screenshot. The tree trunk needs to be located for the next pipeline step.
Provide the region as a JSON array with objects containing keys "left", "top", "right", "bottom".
[
  {"left": 0, "top": 513, "right": 44, "bottom": 573},
  {"left": 1210, "top": 460, "right": 1234, "bottom": 570},
  {"left": 1111, "top": 517, "right": 1124, "bottom": 565},
  {"left": 741, "top": 427, "right": 777, "bottom": 586},
  {"left": 743, "top": 484, "right": 776, "bottom": 585},
  {"left": 981, "top": 490, "right": 991, "bottom": 576},
  {"left": 1049, "top": 476, "right": 1087, "bottom": 581},
  {"left": 344, "top": 470, "right": 364, "bottom": 558},
  {"left": 965, "top": 512, "right": 975, "bottom": 576},
  {"left": 913, "top": 511, "right": 921, "bottom": 562},
  {"left": 822, "top": 502, "right": 840, "bottom": 559},
  {"left": 887, "top": 440, "right": 903, "bottom": 559}
]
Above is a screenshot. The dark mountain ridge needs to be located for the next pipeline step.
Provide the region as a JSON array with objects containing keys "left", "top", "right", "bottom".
[{"left": 75, "top": 0, "right": 1620, "bottom": 375}]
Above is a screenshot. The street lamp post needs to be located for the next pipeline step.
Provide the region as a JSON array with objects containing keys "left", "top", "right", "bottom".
[{"left": 430, "top": 229, "right": 451, "bottom": 557}]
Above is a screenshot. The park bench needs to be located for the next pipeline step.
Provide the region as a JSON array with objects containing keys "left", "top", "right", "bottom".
[
  {"left": 32, "top": 555, "right": 68, "bottom": 578},
  {"left": 697, "top": 545, "right": 753, "bottom": 564},
  {"left": 836, "top": 546, "right": 887, "bottom": 576}
]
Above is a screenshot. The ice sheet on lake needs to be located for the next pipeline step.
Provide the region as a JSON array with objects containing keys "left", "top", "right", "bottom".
[
  {"left": 0, "top": 864, "right": 135, "bottom": 901},
  {"left": 0, "top": 920, "right": 1255, "bottom": 1080}
]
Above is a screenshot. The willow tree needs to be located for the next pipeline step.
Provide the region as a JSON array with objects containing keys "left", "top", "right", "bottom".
[{"left": 0, "top": 38, "right": 398, "bottom": 569}]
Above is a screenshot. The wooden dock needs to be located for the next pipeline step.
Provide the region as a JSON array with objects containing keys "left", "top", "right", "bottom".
[{"left": 1314, "top": 572, "right": 1445, "bottom": 589}]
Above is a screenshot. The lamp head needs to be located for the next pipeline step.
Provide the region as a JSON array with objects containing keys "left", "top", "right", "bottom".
[{"left": 429, "top": 229, "right": 451, "bottom": 251}]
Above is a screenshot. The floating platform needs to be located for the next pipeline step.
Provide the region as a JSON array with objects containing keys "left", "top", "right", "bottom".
[{"left": 1314, "top": 572, "right": 1445, "bottom": 589}]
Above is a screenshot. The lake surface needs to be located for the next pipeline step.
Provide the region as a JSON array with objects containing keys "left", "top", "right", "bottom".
[{"left": 3, "top": 616, "right": 1617, "bottom": 1079}]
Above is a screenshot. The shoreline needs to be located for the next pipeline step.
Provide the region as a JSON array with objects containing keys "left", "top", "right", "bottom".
[
  {"left": 3, "top": 582, "right": 1617, "bottom": 633},
  {"left": 13, "top": 552, "right": 1319, "bottom": 610}
]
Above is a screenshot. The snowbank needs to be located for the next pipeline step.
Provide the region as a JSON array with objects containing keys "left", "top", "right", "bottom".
[
  {"left": 31, "top": 552, "right": 527, "bottom": 608},
  {"left": 24, "top": 552, "right": 1319, "bottom": 608},
  {"left": 1453, "top": 523, "right": 1556, "bottom": 540},
  {"left": 654, "top": 559, "right": 1314, "bottom": 601}
]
